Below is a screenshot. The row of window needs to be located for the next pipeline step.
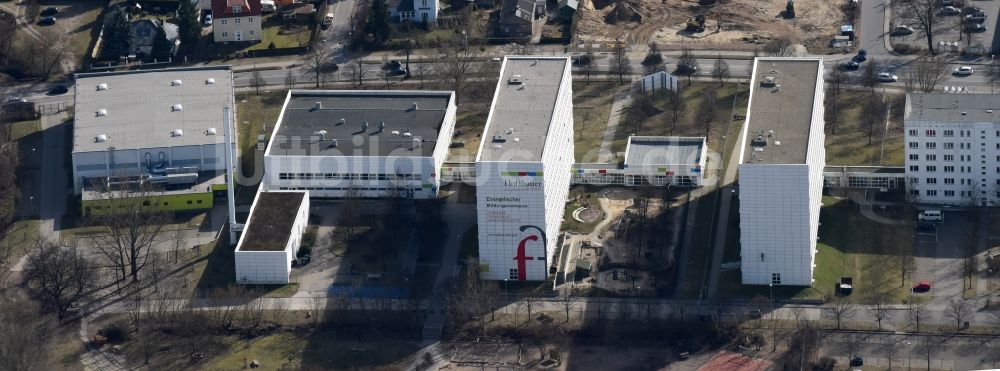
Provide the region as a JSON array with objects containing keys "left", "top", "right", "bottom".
[
  {"left": 911, "top": 189, "right": 1000, "bottom": 198},
  {"left": 219, "top": 17, "right": 253, "bottom": 25},
  {"left": 908, "top": 165, "right": 1000, "bottom": 173},
  {"left": 277, "top": 173, "right": 423, "bottom": 181},
  {"left": 89, "top": 199, "right": 204, "bottom": 211},
  {"left": 908, "top": 142, "right": 1000, "bottom": 150},
  {"left": 220, "top": 30, "right": 255, "bottom": 39},
  {"left": 911, "top": 178, "right": 1000, "bottom": 185},
  {"left": 908, "top": 129, "right": 1000, "bottom": 138},
  {"left": 277, "top": 186, "right": 422, "bottom": 194}
]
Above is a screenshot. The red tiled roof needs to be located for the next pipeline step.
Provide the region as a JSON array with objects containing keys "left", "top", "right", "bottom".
[{"left": 211, "top": 0, "right": 261, "bottom": 18}]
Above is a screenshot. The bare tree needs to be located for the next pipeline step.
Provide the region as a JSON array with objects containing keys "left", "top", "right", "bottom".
[
  {"left": 610, "top": 38, "right": 632, "bottom": 85},
  {"left": 415, "top": 58, "right": 431, "bottom": 89},
  {"left": 0, "top": 298, "right": 54, "bottom": 370},
  {"left": 559, "top": 289, "right": 577, "bottom": 323},
  {"left": 824, "top": 298, "right": 857, "bottom": 329},
  {"left": 519, "top": 296, "right": 539, "bottom": 324},
  {"left": 908, "top": 55, "right": 948, "bottom": 92},
  {"left": 902, "top": 0, "right": 940, "bottom": 54},
  {"left": 249, "top": 70, "right": 265, "bottom": 95},
  {"left": 908, "top": 301, "right": 928, "bottom": 332},
  {"left": 867, "top": 294, "right": 890, "bottom": 330},
  {"left": 678, "top": 47, "right": 697, "bottom": 86},
  {"left": 664, "top": 89, "right": 685, "bottom": 134},
  {"left": 26, "top": 28, "right": 71, "bottom": 78},
  {"left": 826, "top": 68, "right": 847, "bottom": 134},
  {"left": 580, "top": 47, "right": 595, "bottom": 84},
  {"left": 696, "top": 86, "right": 719, "bottom": 138},
  {"left": 284, "top": 68, "right": 296, "bottom": 89},
  {"left": 24, "top": 241, "right": 95, "bottom": 322},
  {"left": 641, "top": 42, "right": 663, "bottom": 74},
  {"left": 711, "top": 54, "right": 730, "bottom": 86},
  {"left": 764, "top": 37, "right": 794, "bottom": 57},
  {"left": 986, "top": 61, "right": 1000, "bottom": 94},
  {"left": 171, "top": 226, "right": 185, "bottom": 264},
  {"left": 302, "top": 44, "right": 334, "bottom": 88},
  {"left": 860, "top": 60, "right": 880, "bottom": 94},
  {"left": 862, "top": 93, "right": 887, "bottom": 145},
  {"left": 945, "top": 297, "right": 973, "bottom": 331},
  {"left": 88, "top": 180, "right": 168, "bottom": 282},
  {"left": 962, "top": 221, "right": 978, "bottom": 289},
  {"left": 433, "top": 43, "right": 478, "bottom": 102}
]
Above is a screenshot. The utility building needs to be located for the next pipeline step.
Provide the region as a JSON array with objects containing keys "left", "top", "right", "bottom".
[
  {"left": 71, "top": 66, "right": 235, "bottom": 215},
  {"left": 737, "top": 58, "right": 825, "bottom": 286},
  {"left": 263, "top": 90, "right": 457, "bottom": 199},
  {"left": 234, "top": 190, "right": 310, "bottom": 284},
  {"left": 476, "top": 56, "right": 574, "bottom": 281}
]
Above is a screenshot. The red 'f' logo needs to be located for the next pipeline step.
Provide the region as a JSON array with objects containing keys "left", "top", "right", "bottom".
[{"left": 514, "top": 235, "right": 538, "bottom": 281}]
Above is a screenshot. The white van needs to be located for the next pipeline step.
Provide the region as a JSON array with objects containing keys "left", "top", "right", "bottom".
[
  {"left": 917, "top": 210, "right": 943, "bottom": 222},
  {"left": 323, "top": 13, "right": 334, "bottom": 26}
]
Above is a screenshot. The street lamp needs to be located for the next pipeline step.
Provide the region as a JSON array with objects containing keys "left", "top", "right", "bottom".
[
  {"left": 905, "top": 340, "right": 912, "bottom": 371},
  {"left": 769, "top": 283, "right": 775, "bottom": 351}
]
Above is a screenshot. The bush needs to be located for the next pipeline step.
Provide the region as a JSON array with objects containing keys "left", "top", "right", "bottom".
[
  {"left": 892, "top": 43, "right": 918, "bottom": 55},
  {"left": 100, "top": 322, "right": 130, "bottom": 343},
  {"left": 268, "top": 42, "right": 276, "bottom": 49}
]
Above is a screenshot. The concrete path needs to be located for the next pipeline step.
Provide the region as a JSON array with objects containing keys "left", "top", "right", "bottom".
[
  {"left": 597, "top": 92, "right": 631, "bottom": 163},
  {"left": 848, "top": 191, "right": 908, "bottom": 226},
  {"left": 37, "top": 112, "right": 68, "bottom": 243},
  {"left": 421, "top": 202, "right": 477, "bottom": 341}
]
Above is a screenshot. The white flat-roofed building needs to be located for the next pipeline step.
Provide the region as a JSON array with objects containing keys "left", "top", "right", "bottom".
[
  {"left": 903, "top": 93, "right": 1000, "bottom": 206},
  {"left": 263, "top": 90, "right": 457, "bottom": 199},
  {"left": 71, "top": 66, "right": 235, "bottom": 213},
  {"left": 737, "top": 58, "right": 825, "bottom": 287},
  {"left": 234, "top": 190, "right": 309, "bottom": 284},
  {"left": 570, "top": 136, "right": 707, "bottom": 187},
  {"left": 476, "top": 56, "right": 574, "bottom": 281}
]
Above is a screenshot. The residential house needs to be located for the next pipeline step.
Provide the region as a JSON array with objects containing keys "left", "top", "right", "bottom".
[
  {"left": 131, "top": 19, "right": 179, "bottom": 57},
  {"left": 389, "top": 0, "right": 438, "bottom": 24},
  {"left": 212, "top": 0, "right": 262, "bottom": 42},
  {"left": 494, "top": 0, "right": 543, "bottom": 39},
  {"left": 279, "top": 2, "right": 315, "bottom": 22},
  {"left": 260, "top": 0, "right": 276, "bottom": 13},
  {"left": 557, "top": 0, "right": 577, "bottom": 19}
]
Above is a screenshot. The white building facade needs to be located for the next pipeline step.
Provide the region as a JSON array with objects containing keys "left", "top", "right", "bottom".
[
  {"left": 476, "top": 57, "right": 574, "bottom": 281},
  {"left": 738, "top": 58, "right": 825, "bottom": 287},
  {"left": 234, "top": 191, "right": 310, "bottom": 284},
  {"left": 212, "top": 0, "right": 262, "bottom": 42},
  {"left": 903, "top": 94, "right": 1000, "bottom": 206},
  {"left": 263, "top": 90, "right": 457, "bottom": 199}
]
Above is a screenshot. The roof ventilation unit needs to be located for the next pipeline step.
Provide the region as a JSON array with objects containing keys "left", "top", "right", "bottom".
[
  {"left": 171, "top": 104, "right": 183, "bottom": 112},
  {"left": 377, "top": 121, "right": 385, "bottom": 133},
  {"left": 512, "top": 138, "right": 521, "bottom": 142},
  {"left": 96, "top": 109, "right": 108, "bottom": 117},
  {"left": 206, "top": 128, "right": 217, "bottom": 135},
  {"left": 411, "top": 102, "right": 419, "bottom": 111},
  {"left": 338, "top": 118, "right": 346, "bottom": 126},
  {"left": 750, "top": 134, "right": 768, "bottom": 147},
  {"left": 391, "top": 130, "right": 400, "bottom": 136},
  {"left": 361, "top": 121, "right": 369, "bottom": 132},
  {"left": 761, "top": 76, "right": 777, "bottom": 87},
  {"left": 492, "top": 135, "right": 506, "bottom": 143},
  {"left": 205, "top": 78, "right": 215, "bottom": 84},
  {"left": 412, "top": 137, "right": 422, "bottom": 148},
  {"left": 97, "top": 83, "right": 109, "bottom": 91},
  {"left": 314, "top": 101, "right": 323, "bottom": 110},
  {"left": 508, "top": 75, "right": 523, "bottom": 85},
  {"left": 402, "top": 131, "right": 412, "bottom": 137},
  {"left": 314, "top": 130, "right": 327, "bottom": 140},
  {"left": 171, "top": 129, "right": 184, "bottom": 137},
  {"left": 95, "top": 134, "right": 108, "bottom": 143},
  {"left": 171, "top": 79, "right": 183, "bottom": 86}
]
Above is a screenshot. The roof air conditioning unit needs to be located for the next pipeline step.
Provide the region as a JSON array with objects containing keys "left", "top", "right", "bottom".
[
  {"left": 95, "top": 134, "right": 108, "bottom": 142},
  {"left": 96, "top": 109, "right": 107, "bottom": 117},
  {"left": 205, "top": 78, "right": 216, "bottom": 84},
  {"left": 171, "top": 129, "right": 184, "bottom": 137},
  {"left": 508, "top": 75, "right": 524, "bottom": 85},
  {"left": 171, "top": 104, "right": 183, "bottom": 111},
  {"left": 97, "top": 83, "right": 109, "bottom": 91},
  {"left": 206, "top": 128, "right": 217, "bottom": 135},
  {"left": 171, "top": 79, "right": 183, "bottom": 86}
]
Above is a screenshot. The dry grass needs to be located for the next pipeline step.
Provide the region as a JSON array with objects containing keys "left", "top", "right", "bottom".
[
  {"left": 235, "top": 90, "right": 288, "bottom": 175},
  {"left": 573, "top": 81, "right": 624, "bottom": 162},
  {"left": 824, "top": 90, "right": 905, "bottom": 166}
]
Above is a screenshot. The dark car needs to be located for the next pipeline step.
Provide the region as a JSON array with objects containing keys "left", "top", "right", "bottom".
[
  {"left": 676, "top": 63, "right": 698, "bottom": 75},
  {"left": 965, "top": 23, "right": 987, "bottom": 32},
  {"left": 850, "top": 356, "right": 864, "bottom": 367},
  {"left": 842, "top": 61, "right": 860, "bottom": 70},
  {"left": 47, "top": 85, "right": 68, "bottom": 95},
  {"left": 916, "top": 223, "right": 936, "bottom": 233},
  {"left": 41, "top": 6, "right": 58, "bottom": 16},
  {"left": 854, "top": 49, "right": 867, "bottom": 62},
  {"left": 384, "top": 60, "right": 406, "bottom": 76},
  {"left": 38, "top": 16, "right": 56, "bottom": 26}
]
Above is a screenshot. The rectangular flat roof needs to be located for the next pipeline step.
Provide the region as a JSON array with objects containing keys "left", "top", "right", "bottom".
[
  {"left": 478, "top": 57, "right": 569, "bottom": 162},
  {"left": 742, "top": 58, "right": 821, "bottom": 165},
  {"left": 624, "top": 136, "right": 704, "bottom": 166},
  {"left": 240, "top": 191, "right": 306, "bottom": 251},
  {"left": 904, "top": 93, "right": 1000, "bottom": 123},
  {"left": 269, "top": 90, "right": 454, "bottom": 157},
  {"left": 81, "top": 171, "right": 225, "bottom": 201},
  {"left": 73, "top": 66, "right": 233, "bottom": 153}
]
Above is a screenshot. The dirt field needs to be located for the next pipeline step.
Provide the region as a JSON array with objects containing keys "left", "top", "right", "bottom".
[{"left": 576, "top": 0, "right": 848, "bottom": 53}]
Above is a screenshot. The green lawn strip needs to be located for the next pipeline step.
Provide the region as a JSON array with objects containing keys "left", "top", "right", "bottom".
[
  {"left": 677, "top": 192, "right": 718, "bottom": 298},
  {"left": 236, "top": 90, "right": 287, "bottom": 175},
  {"left": 6, "top": 119, "right": 41, "bottom": 142},
  {"left": 825, "top": 92, "right": 905, "bottom": 166},
  {"left": 1, "top": 219, "right": 39, "bottom": 256}
]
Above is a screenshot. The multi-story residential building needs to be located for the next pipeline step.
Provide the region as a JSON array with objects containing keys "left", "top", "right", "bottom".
[
  {"left": 475, "top": 56, "right": 574, "bottom": 281},
  {"left": 212, "top": 0, "right": 262, "bottom": 42},
  {"left": 903, "top": 93, "right": 1000, "bottom": 206},
  {"left": 262, "top": 90, "right": 457, "bottom": 199},
  {"left": 389, "top": 0, "right": 438, "bottom": 24},
  {"left": 737, "top": 58, "right": 825, "bottom": 286}
]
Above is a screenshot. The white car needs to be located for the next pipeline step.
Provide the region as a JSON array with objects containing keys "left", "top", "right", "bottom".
[
  {"left": 953, "top": 66, "right": 974, "bottom": 76},
  {"left": 877, "top": 72, "right": 898, "bottom": 82},
  {"left": 204, "top": 14, "right": 213, "bottom": 26}
]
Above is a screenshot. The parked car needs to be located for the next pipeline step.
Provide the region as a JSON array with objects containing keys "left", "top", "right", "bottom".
[
  {"left": 47, "top": 85, "right": 68, "bottom": 95},
  {"left": 41, "top": 6, "right": 58, "bottom": 16},
  {"left": 916, "top": 223, "right": 936, "bottom": 233},
  {"left": 965, "top": 13, "right": 987, "bottom": 22},
  {"left": 892, "top": 25, "right": 914, "bottom": 35},
  {"left": 38, "top": 16, "right": 56, "bottom": 26},
  {"left": 877, "top": 72, "right": 898, "bottom": 82},
  {"left": 965, "top": 23, "right": 987, "bottom": 32},
  {"left": 854, "top": 49, "right": 867, "bottom": 62},
  {"left": 204, "top": 14, "right": 213, "bottom": 26},
  {"left": 941, "top": 6, "right": 960, "bottom": 15},
  {"left": 912, "top": 280, "right": 932, "bottom": 292},
  {"left": 384, "top": 60, "right": 406, "bottom": 75},
  {"left": 918, "top": 209, "right": 943, "bottom": 222},
  {"left": 953, "top": 66, "right": 974, "bottom": 76},
  {"left": 940, "top": 0, "right": 953, "bottom": 5},
  {"left": 4, "top": 96, "right": 27, "bottom": 103},
  {"left": 964, "top": 6, "right": 984, "bottom": 15},
  {"left": 747, "top": 308, "right": 762, "bottom": 319},
  {"left": 850, "top": 356, "right": 864, "bottom": 367},
  {"left": 676, "top": 63, "right": 698, "bottom": 75},
  {"left": 842, "top": 61, "right": 860, "bottom": 70}
]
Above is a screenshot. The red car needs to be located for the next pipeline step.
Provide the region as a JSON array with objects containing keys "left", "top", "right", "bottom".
[{"left": 912, "top": 280, "right": 932, "bottom": 292}]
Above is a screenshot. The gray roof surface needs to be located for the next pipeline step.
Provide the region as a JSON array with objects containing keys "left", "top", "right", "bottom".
[
  {"left": 904, "top": 93, "right": 1000, "bottom": 123},
  {"left": 269, "top": 90, "right": 454, "bottom": 157},
  {"left": 73, "top": 67, "right": 233, "bottom": 153},
  {"left": 479, "top": 57, "right": 569, "bottom": 162},
  {"left": 132, "top": 19, "right": 179, "bottom": 46},
  {"left": 240, "top": 191, "right": 306, "bottom": 251},
  {"left": 742, "top": 58, "right": 821, "bottom": 165},
  {"left": 624, "top": 136, "right": 704, "bottom": 166}
]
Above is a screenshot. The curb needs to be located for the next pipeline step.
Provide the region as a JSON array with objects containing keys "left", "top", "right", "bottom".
[{"left": 883, "top": 0, "right": 901, "bottom": 55}]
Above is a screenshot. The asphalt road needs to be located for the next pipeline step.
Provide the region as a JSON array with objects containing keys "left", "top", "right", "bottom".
[{"left": 859, "top": 0, "right": 890, "bottom": 56}]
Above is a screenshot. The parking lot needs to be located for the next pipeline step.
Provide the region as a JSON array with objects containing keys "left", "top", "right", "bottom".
[
  {"left": 890, "top": 0, "right": 1000, "bottom": 55},
  {"left": 911, "top": 209, "right": 971, "bottom": 302}
]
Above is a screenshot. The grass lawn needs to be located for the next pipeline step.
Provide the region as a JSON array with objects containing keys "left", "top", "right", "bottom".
[
  {"left": 246, "top": 17, "right": 313, "bottom": 51},
  {"left": 561, "top": 185, "right": 603, "bottom": 234},
  {"left": 447, "top": 102, "right": 490, "bottom": 161},
  {"left": 235, "top": 90, "right": 287, "bottom": 176},
  {"left": 825, "top": 91, "right": 905, "bottom": 166},
  {"left": 1, "top": 219, "right": 39, "bottom": 255},
  {"left": 676, "top": 191, "right": 717, "bottom": 298},
  {"left": 4, "top": 119, "right": 41, "bottom": 142},
  {"left": 573, "top": 81, "right": 621, "bottom": 162}
]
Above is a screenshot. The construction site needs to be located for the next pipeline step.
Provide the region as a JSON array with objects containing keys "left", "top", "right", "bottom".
[{"left": 574, "top": 0, "right": 852, "bottom": 52}]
